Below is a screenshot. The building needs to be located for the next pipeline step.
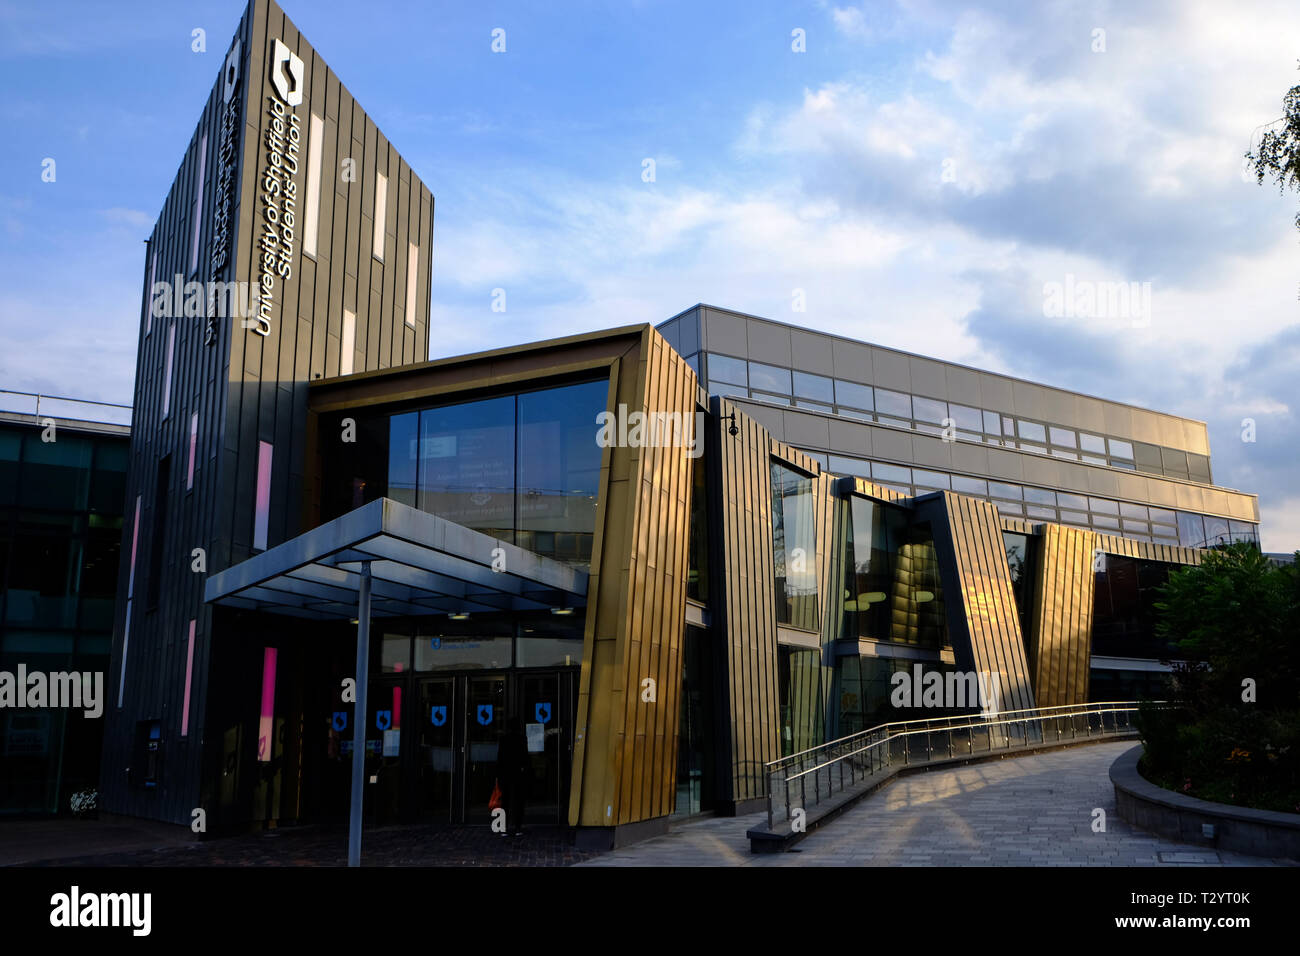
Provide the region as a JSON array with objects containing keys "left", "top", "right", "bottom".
[
  {"left": 0, "top": 392, "right": 131, "bottom": 815},
  {"left": 656, "top": 304, "right": 1261, "bottom": 713},
  {"left": 101, "top": 0, "right": 433, "bottom": 827},
  {"left": 100, "top": 0, "right": 1263, "bottom": 849}
]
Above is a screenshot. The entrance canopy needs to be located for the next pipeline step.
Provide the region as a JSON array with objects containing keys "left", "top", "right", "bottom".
[{"left": 203, "top": 497, "right": 589, "bottom": 620}]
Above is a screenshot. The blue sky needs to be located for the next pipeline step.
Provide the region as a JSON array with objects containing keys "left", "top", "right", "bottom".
[{"left": 1, "top": 0, "right": 1298, "bottom": 548}]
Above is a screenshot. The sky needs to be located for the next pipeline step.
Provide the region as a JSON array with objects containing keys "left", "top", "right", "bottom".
[{"left": 0, "top": 0, "right": 1297, "bottom": 550}]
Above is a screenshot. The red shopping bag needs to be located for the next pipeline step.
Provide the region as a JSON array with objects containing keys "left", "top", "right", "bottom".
[{"left": 488, "top": 779, "right": 503, "bottom": 811}]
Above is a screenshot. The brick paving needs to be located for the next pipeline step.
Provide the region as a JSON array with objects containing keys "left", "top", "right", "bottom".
[
  {"left": 580, "top": 741, "right": 1299, "bottom": 867},
  {"left": 9, "top": 742, "right": 1296, "bottom": 867},
  {"left": 8, "top": 822, "right": 599, "bottom": 867}
]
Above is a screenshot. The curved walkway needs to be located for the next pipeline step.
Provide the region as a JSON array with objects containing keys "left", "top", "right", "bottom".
[{"left": 580, "top": 741, "right": 1295, "bottom": 866}]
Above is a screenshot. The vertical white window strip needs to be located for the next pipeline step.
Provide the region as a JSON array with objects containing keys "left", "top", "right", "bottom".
[
  {"left": 145, "top": 250, "right": 157, "bottom": 334},
  {"left": 372, "top": 171, "right": 387, "bottom": 260},
  {"left": 118, "top": 485, "right": 142, "bottom": 706},
  {"left": 189, "top": 133, "right": 208, "bottom": 274},
  {"left": 341, "top": 310, "right": 356, "bottom": 375},
  {"left": 162, "top": 324, "right": 176, "bottom": 419},
  {"left": 304, "top": 113, "right": 323, "bottom": 257},
  {"left": 405, "top": 242, "right": 418, "bottom": 328},
  {"left": 187, "top": 411, "right": 198, "bottom": 489},
  {"left": 254, "top": 440, "right": 273, "bottom": 550}
]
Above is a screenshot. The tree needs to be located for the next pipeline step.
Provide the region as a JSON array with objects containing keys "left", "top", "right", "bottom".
[
  {"left": 1246, "top": 62, "right": 1300, "bottom": 231},
  {"left": 1139, "top": 543, "right": 1300, "bottom": 811}
]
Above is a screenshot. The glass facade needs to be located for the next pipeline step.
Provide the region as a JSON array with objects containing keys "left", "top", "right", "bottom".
[
  {"left": 809, "top": 449, "right": 1255, "bottom": 548},
  {"left": 778, "top": 644, "right": 824, "bottom": 756},
  {"left": 1003, "top": 531, "right": 1036, "bottom": 639},
  {"left": 841, "top": 497, "right": 948, "bottom": 648},
  {"left": 770, "top": 461, "right": 819, "bottom": 630},
  {"left": 702, "top": 350, "right": 1212, "bottom": 482},
  {"left": 0, "top": 423, "right": 127, "bottom": 815},
  {"left": 1091, "top": 554, "right": 1185, "bottom": 661},
  {"left": 325, "top": 377, "right": 608, "bottom": 570}
]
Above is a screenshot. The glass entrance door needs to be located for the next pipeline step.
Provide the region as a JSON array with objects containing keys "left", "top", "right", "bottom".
[
  {"left": 416, "top": 677, "right": 455, "bottom": 821},
  {"left": 462, "top": 675, "right": 507, "bottom": 823},
  {"left": 406, "top": 670, "right": 577, "bottom": 825}
]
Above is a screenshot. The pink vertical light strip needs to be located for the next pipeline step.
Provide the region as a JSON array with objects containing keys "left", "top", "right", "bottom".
[
  {"left": 116, "top": 600, "right": 132, "bottom": 709},
  {"left": 127, "top": 495, "right": 141, "bottom": 597},
  {"left": 186, "top": 412, "right": 198, "bottom": 489},
  {"left": 180, "top": 619, "right": 196, "bottom": 736},
  {"left": 254, "top": 440, "right": 273, "bottom": 550},
  {"left": 162, "top": 323, "right": 175, "bottom": 418},
  {"left": 393, "top": 686, "right": 402, "bottom": 730},
  {"left": 257, "top": 647, "right": 277, "bottom": 762}
]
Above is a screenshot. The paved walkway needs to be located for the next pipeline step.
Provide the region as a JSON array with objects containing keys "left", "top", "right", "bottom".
[
  {"left": 580, "top": 742, "right": 1297, "bottom": 867},
  {"left": 2, "top": 820, "right": 598, "bottom": 867}
]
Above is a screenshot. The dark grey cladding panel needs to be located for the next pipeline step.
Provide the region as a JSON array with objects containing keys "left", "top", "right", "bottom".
[{"left": 103, "top": 0, "right": 434, "bottom": 829}]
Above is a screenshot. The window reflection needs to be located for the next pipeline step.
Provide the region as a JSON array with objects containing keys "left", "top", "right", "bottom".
[{"left": 771, "top": 462, "right": 819, "bottom": 630}]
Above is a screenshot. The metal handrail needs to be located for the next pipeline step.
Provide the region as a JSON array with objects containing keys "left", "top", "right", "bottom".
[
  {"left": 0, "top": 389, "right": 132, "bottom": 427},
  {"left": 764, "top": 700, "right": 1149, "bottom": 772},
  {"left": 764, "top": 700, "right": 1153, "bottom": 830}
]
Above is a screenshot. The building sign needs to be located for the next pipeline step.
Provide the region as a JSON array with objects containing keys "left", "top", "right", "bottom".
[
  {"left": 251, "top": 38, "right": 305, "bottom": 338},
  {"left": 206, "top": 39, "right": 244, "bottom": 346}
]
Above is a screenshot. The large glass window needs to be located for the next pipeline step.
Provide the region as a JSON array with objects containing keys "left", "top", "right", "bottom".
[
  {"left": 874, "top": 389, "right": 911, "bottom": 419},
  {"left": 834, "top": 380, "right": 873, "bottom": 411},
  {"left": 778, "top": 645, "right": 824, "bottom": 756},
  {"left": 749, "top": 361, "right": 792, "bottom": 395},
  {"left": 418, "top": 396, "right": 516, "bottom": 540},
  {"left": 771, "top": 462, "right": 819, "bottom": 630},
  {"left": 842, "top": 497, "right": 946, "bottom": 648},
  {"left": 688, "top": 450, "right": 709, "bottom": 602},
  {"left": 912, "top": 396, "right": 947, "bottom": 425},
  {"left": 1092, "top": 555, "right": 1182, "bottom": 660},
  {"left": 1203, "top": 515, "right": 1230, "bottom": 546},
  {"left": 949, "top": 404, "right": 983, "bottom": 432},
  {"left": 1003, "top": 531, "right": 1036, "bottom": 639},
  {"left": 708, "top": 354, "right": 747, "bottom": 388},
  {"left": 1180, "top": 512, "right": 1206, "bottom": 548},
  {"left": 387, "top": 412, "right": 419, "bottom": 507},
  {"left": 371, "top": 379, "right": 607, "bottom": 569},
  {"left": 516, "top": 380, "right": 606, "bottom": 567},
  {"left": 792, "top": 371, "right": 834, "bottom": 403}
]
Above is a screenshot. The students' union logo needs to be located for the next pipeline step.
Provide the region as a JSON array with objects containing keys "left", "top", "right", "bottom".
[{"left": 269, "top": 37, "right": 304, "bottom": 107}]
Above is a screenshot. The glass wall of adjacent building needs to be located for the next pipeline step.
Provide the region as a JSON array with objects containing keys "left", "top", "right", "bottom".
[
  {"left": 696, "top": 350, "right": 1212, "bottom": 482},
  {"left": 792, "top": 448, "right": 1256, "bottom": 550},
  {"left": 0, "top": 422, "right": 127, "bottom": 815}
]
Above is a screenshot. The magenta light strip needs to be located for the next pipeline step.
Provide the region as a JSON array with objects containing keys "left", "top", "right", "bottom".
[
  {"left": 181, "top": 619, "right": 196, "bottom": 736},
  {"left": 127, "top": 495, "right": 141, "bottom": 597},
  {"left": 254, "top": 440, "right": 273, "bottom": 550},
  {"left": 116, "top": 599, "right": 132, "bottom": 709},
  {"left": 257, "top": 646, "right": 277, "bottom": 762}
]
